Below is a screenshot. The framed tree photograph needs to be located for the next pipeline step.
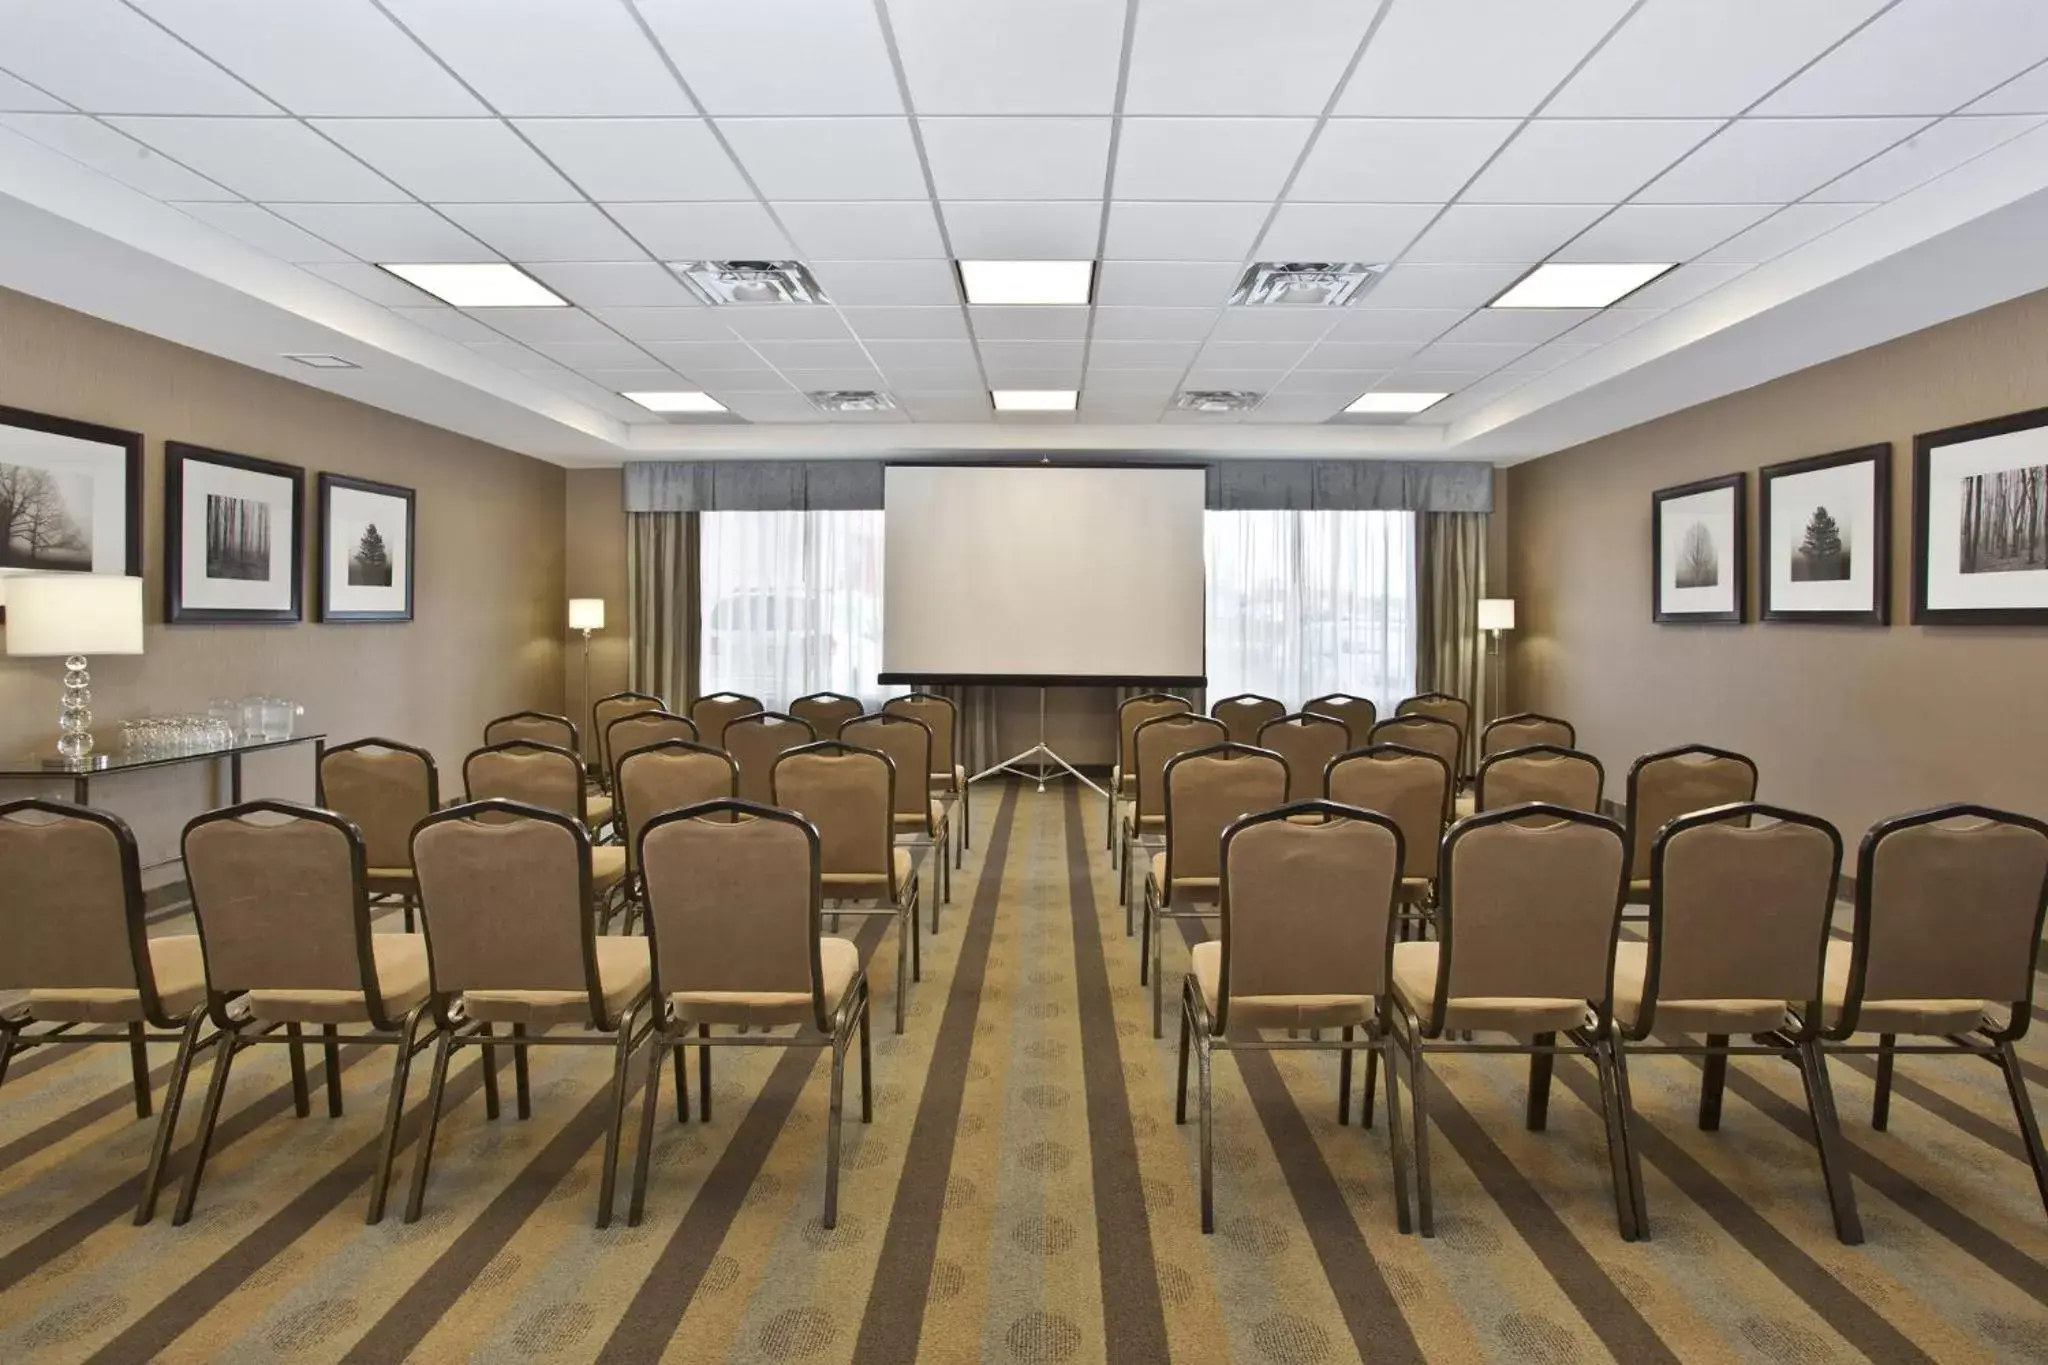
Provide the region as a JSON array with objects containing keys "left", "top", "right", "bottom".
[
  {"left": 1652, "top": 472, "right": 1747, "bottom": 623},
  {"left": 1914, "top": 405, "right": 2048, "bottom": 624},
  {"left": 318, "top": 473, "right": 414, "bottom": 623},
  {"left": 164, "top": 441, "right": 304, "bottom": 624},
  {"left": 0, "top": 404, "right": 143, "bottom": 624},
  {"left": 1760, "top": 443, "right": 1890, "bottom": 625}
]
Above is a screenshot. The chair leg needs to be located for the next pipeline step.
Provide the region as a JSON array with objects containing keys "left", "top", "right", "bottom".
[
  {"left": 323, "top": 1024, "right": 343, "bottom": 1117},
  {"left": 403, "top": 891, "right": 415, "bottom": 933},
  {"left": 1610, "top": 1040, "right": 1650, "bottom": 1241},
  {"left": 1361, "top": 1047, "right": 1379, "bottom": 1130},
  {"left": 1338, "top": 1025, "right": 1354, "bottom": 1126},
  {"left": 1175, "top": 990, "right": 1192, "bottom": 1125},
  {"left": 512, "top": 1023, "right": 531, "bottom": 1120},
  {"left": 1592, "top": 1040, "right": 1639, "bottom": 1241},
  {"left": 1197, "top": 1032, "right": 1215, "bottom": 1234},
  {"left": 1527, "top": 1031, "right": 1556, "bottom": 1131},
  {"left": 1698, "top": 1034, "right": 1729, "bottom": 1130},
  {"left": 135, "top": 1013, "right": 207, "bottom": 1225},
  {"left": 824, "top": 1036, "right": 847, "bottom": 1230},
  {"left": 480, "top": 1023, "right": 500, "bottom": 1121},
  {"left": 1381, "top": 1037, "right": 1412, "bottom": 1235},
  {"left": 1150, "top": 910, "right": 1165, "bottom": 1040},
  {"left": 629, "top": 1027, "right": 666, "bottom": 1227},
  {"left": 1407, "top": 1036, "right": 1435, "bottom": 1237},
  {"left": 1796, "top": 1041, "right": 1864, "bottom": 1244},
  {"left": 403, "top": 1030, "right": 457, "bottom": 1223},
  {"left": 1997, "top": 1040, "right": 2048, "bottom": 1219},
  {"left": 912, "top": 892, "right": 923, "bottom": 983},
  {"left": 0, "top": 1024, "right": 19, "bottom": 1093},
  {"left": 173, "top": 1030, "right": 243, "bottom": 1227},
  {"left": 1138, "top": 887, "right": 1152, "bottom": 986},
  {"left": 698, "top": 1023, "right": 713, "bottom": 1120},
  {"left": 1873, "top": 1033, "right": 1896, "bottom": 1131},
  {"left": 594, "top": 1012, "right": 640, "bottom": 1230},
  {"left": 672, "top": 1043, "right": 689, "bottom": 1123},
  {"left": 894, "top": 910, "right": 908, "bottom": 1035},
  {"left": 128, "top": 1022, "right": 152, "bottom": 1120},
  {"left": 286, "top": 1023, "right": 310, "bottom": 1118},
  {"left": 858, "top": 987, "right": 874, "bottom": 1123},
  {"left": 366, "top": 1008, "right": 426, "bottom": 1225}
]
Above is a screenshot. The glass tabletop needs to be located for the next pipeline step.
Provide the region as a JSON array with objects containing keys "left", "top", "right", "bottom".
[{"left": 0, "top": 733, "right": 327, "bottom": 778}]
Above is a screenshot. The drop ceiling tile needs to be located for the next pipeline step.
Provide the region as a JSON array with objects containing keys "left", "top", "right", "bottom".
[
  {"left": 941, "top": 202, "right": 1103, "bottom": 259},
  {"left": 1401, "top": 203, "right": 1607, "bottom": 262},
  {"left": 1499, "top": 339, "right": 1600, "bottom": 373},
  {"left": 636, "top": 0, "right": 903, "bottom": 115},
  {"left": 774, "top": 201, "right": 947, "bottom": 259},
  {"left": 1561, "top": 309, "right": 1659, "bottom": 344},
  {"left": 1971, "top": 61, "right": 2048, "bottom": 113},
  {"left": 1357, "top": 263, "right": 1524, "bottom": 310},
  {"left": 388, "top": 306, "right": 503, "bottom": 342},
  {"left": 433, "top": 203, "right": 645, "bottom": 262},
  {"left": 0, "top": 72, "right": 67, "bottom": 112},
  {"left": 174, "top": 201, "right": 354, "bottom": 261},
  {"left": 1298, "top": 342, "right": 1424, "bottom": 370},
  {"left": 1206, "top": 310, "right": 1344, "bottom": 344},
  {"left": 1698, "top": 205, "right": 1870, "bottom": 264},
  {"left": 1292, "top": 120, "right": 1518, "bottom": 201},
  {"left": 484, "top": 309, "right": 627, "bottom": 345},
  {"left": 1409, "top": 340, "right": 1536, "bottom": 370},
  {"left": 603, "top": 202, "right": 792, "bottom": 259},
  {"left": 1194, "top": 341, "right": 1312, "bottom": 369},
  {"left": 993, "top": 410, "right": 1079, "bottom": 425},
  {"left": 749, "top": 340, "right": 874, "bottom": 369},
  {"left": 1160, "top": 408, "right": 1246, "bottom": 425},
  {"left": 379, "top": 0, "right": 694, "bottom": 116},
  {"left": 1181, "top": 368, "right": 1290, "bottom": 390},
  {"left": 1324, "top": 309, "right": 1467, "bottom": 343},
  {"left": 921, "top": 119, "right": 1113, "bottom": 199},
  {"left": 969, "top": 306, "right": 1090, "bottom": 342},
  {"left": 304, "top": 262, "right": 444, "bottom": 306},
  {"left": 1092, "top": 261, "right": 1239, "bottom": 308},
  {"left": 1256, "top": 203, "right": 1438, "bottom": 261},
  {"left": 1080, "top": 395, "right": 1170, "bottom": 420},
  {"left": 1086, "top": 340, "right": 1203, "bottom": 368},
  {"left": 1612, "top": 260, "right": 1751, "bottom": 307},
  {"left": 777, "top": 367, "right": 886, "bottom": 389},
  {"left": 1125, "top": 0, "right": 1377, "bottom": 115},
  {"left": 523, "top": 261, "right": 699, "bottom": 308},
  {"left": 1272, "top": 369, "right": 1394, "bottom": 394},
  {"left": 883, "top": 368, "right": 986, "bottom": 390},
  {"left": 1553, "top": 203, "right": 1776, "bottom": 261},
  {"left": 720, "top": 310, "right": 854, "bottom": 342},
  {"left": 108, "top": 117, "right": 405, "bottom": 200},
  {"left": 1082, "top": 368, "right": 1185, "bottom": 392},
  {"left": 838, "top": 307, "right": 971, "bottom": 341},
  {"left": 1090, "top": 308, "right": 1218, "bottom": 341},
  {"left": 574, "top": 367, "right": 687, "bottom": 390},
  {"left": 899, "top": 394, "right": 996, "bottom": 421},
  {"left": 1760, "top": 0, "right": 2048, "bottom": 116},
  {"left": 977, "top": 341, "right": 1085, "bottom": 369},
  {"left": 1439, "top": 309, "right": 1596, "bottom": 343},
  {"left": 867, "top": 340, "right": 981, "bottom": 371},
  {"left": 313, "top": 119, "right": 578, "bottom": 202},
  {"left": 718, "top": 118, "right": 928, "bottom": 200},
  {"left": 1103, "top": 203, "right": 1270, "bottom": 261},
  {"left": 721, "top": 392, "right": 827, "bottom": 422},
  {"left": 1334, "top": 0, "right": 1635, "bottom": 116},
  {"left": 1246, "top": 394, "right": 1353, "bottom": 422},
  {"left": 515, "top": 120, "right": 750, "bottom": 201},
  {"left": 887, "top": 0, "right": 1128, "bottom": 114},
  {"left": 2, "top": 0, "right": 280, "bottom": 114},
  {"left": 1638, "top": 118, "right": 1928, "bottom": 203},
  {"left": 530, "top": 371, "right": 671, "bottom": 418},
  {"left": 268, "top": 203, "right": 491, "bottom": 261},
  {"left": 807, "top": 260, "right": 962, "bottom": 306},
  {"left": 1811, "top": 115, "right": 2046, "bottom": 201},
  {"left": 981, "top": 368, "right": 1084, "bottom": 390},
  {"left": 528, "top": 337, "right": 662, "bottom": 367},
  {"left": 463, "top": 339, "right": 568, "bottom": 372},
  {"left": 671, "top": 368, "right": 794, "bottom": 391},
  {"left": 639, "top": 341, "right": 771, "bottom": 370},
  {"left": 1113, "top": 118, "right": 1317, "bottom": 200},
  {"left": 593, "top": 309, "right": 736, "bottom": 344},
  {"left": 1466, "top": 120, "right": 1721, "bottom": 203},
  {"left": 1, "top": 114, "right": 236, "bottom": 200},
  {"left": 1380, "top": 368, "right": 1488, "bottom": 390}
]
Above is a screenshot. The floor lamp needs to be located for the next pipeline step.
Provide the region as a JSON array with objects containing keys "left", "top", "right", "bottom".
[
  {"left": 569, "top": 598, "right": 604, "bottom": 767},
  {"left": 1479, "top": 598, "right": 1515, "bottom": 725}
]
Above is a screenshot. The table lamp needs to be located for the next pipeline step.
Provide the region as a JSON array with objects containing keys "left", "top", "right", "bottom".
[
  {"left": 1478, "top": 597, "right": 1515, "bottom": 719},
  {"left": 5, "top": 574, "right": 146, "bottom": 766},
  {"left": 569, "top": 598, "right": 604, "bottom": 761}
]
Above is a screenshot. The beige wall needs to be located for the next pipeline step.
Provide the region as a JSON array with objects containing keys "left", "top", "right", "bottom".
[
  {"left": 1507, "top": 285, "right": 2048, "bottom": 840},
  {"left": 564, "top": 466, "right": 630, "bottom": 759},
  {"left": 0, "top": 288, "right": 566, "bottom": 882}
]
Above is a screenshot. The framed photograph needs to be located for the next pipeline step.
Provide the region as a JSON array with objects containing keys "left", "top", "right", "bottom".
[
  {"left": 1914, "top": 406, "right": 2048, "bottom": 624},
  {"left": 164, "top": 442, "right": 304, "bottom": 624},
  {"left": 1652, "top": 472, "right": 1747, "bottom": 624},
  {"left": 318, "top": 473, "right": 414, "bottom": 623},
  {"left": 1760, "top": 444, "right": 1891, "bottom": 625},
  {"left": 0, "top": 404, "right": 143, "bottom": 624}
]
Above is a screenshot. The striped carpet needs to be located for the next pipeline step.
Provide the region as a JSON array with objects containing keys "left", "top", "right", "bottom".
[{"left": 4, "top": 778, "right": 2048, "bottom": 1363}]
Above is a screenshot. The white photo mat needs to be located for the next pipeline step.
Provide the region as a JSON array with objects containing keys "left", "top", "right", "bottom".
[
  {"left": 1768, "top": 460, "right": 1877, "bottom": 614},
  {"left": 177, "top": 457, "right": 297, "bottom": 612},
  {"left": 324, "top": 483, "right": 411, "bottom": 616},
  {"left": 1658, "top": 486, "right": 1738, "bottom": 616}
]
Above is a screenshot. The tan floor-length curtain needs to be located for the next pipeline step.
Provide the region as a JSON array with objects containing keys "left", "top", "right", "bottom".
[
  {"left": 1416, "top": 511, "right": 1488, "bottom": 774},
  {"left": 627, "top": 511, "right": 700, "bottom": 710},
  {"left": 938, "top": 685, "right": 1000, "bottom": 774}
]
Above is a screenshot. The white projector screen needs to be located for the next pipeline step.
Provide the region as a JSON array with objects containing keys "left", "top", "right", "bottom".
[{"left": 882, "top": 464, "right": 1207, "bottom": 685}]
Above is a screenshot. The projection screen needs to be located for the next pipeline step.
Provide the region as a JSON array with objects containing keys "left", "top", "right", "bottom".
[{"left": 881, "top": 464, "right": 1207, "bottom": 685}]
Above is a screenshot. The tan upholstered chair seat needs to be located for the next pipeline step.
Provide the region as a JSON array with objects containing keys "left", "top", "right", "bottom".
[
  {"left": 1627, "top": 878, "right": 1652, "bottom": 902},
  {"left": 366, "top": 867, "right": 415, "bottom": 886},
  {"left": 1609, "top": 941, "right": 1790, "bottom": 1034},
  {"left": 1390, "top": 941, "right": 1591, "bottom": 1036},
  {"left": 1819, "top": 939, "right": 1987, "bottom": 1035},
  {"left": 822, "top": 848, "right": 915, "bottom": 900},
  {"left": 587, "top": 794, "right": 615, "bottom": 829},
  {"left": 1148, "top": 854, "right": 1219, "bottom": 904},
  {"left": 27, "top": 934, "right": 208, "bottom": 1024},
  {"left": 667, "top": 936, "right": 860, "bottom": 1027},
  {"left": 463, "top": 936, "right": 652, "bottom": 1027},
  {"left": 591, "top": 845, "right": 627, "bottom": 891},
  {"left": 1397, "top": 877, "right": 1434, "bottom": 904},
  {"left": 245, "top": 933, "right": 431, "bottom": 1024},
  {"left": 932, "top": 765, "right": 966, "bottom": 792},
  {"left": 893, "top": 801, "right": 948, "bottom": 831},
  {"left": 1453, "top": 791, "right": 1477, "bottom": 820},
  {"left": 1189, "top": 940, "right": 1372, "bottom": 1030}
]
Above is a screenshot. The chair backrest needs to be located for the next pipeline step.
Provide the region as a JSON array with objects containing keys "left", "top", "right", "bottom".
[
  {"left": 1476, "top": 744, "right": 1604, "bottom": 815},
  {"left": 1133, "top": 713, "right": 1229, "bottom": 822},
  {"left": 639, "top": 801, "right": 830, "bottom": 1032},
  {"left": 885, "top": 692, "right": 958, "bottom": 784},
  {"left": 1211, "top": 693, "right": 1287, "bottom": 746},
  {"left": 1430, "top": 805, "right": 1627, "bottom": 1035},
  {"left": 1482, "top": 711, "right": 1575, "bottom": 759},
  {"left": 1117, "top": 692, "right": 1192, "bottom": 779},
  {"left": 1215, "top": 802, "right": 1403, "bottom": 1031},
  {"left": 616, "top": 740, "right": 739, "bottom": 863},
  {"left": 690, "top": 692, "right": 765, "bottom": 747},
  {"left": 1397, "top": 692, "right": 1472, "bottom": 740},
  {"left": 318, "top": 738, "right": 438, "bottom": 872},
  {"left": 592, "top": 691, "right": 663, "bottom": 773},
  {"left": 605, "top": 710, "right": 700, "bottom": 785},
  {"left": 0, "top": 800, "right": 160, "bottom": 1014},
  {"left": 412, "top": 801, "right": 611, "bottom": 1027},
  {"left": 484, "top": 709, "right": 577, "bottom": 752},
  {"left": 1841, "top": 804, "right": 2048, "bottom": 1031},
  {"left": 1326, "top": 744, "right": 1450, "bottom": 883},
  {"left": 722, "top": 711, "right": 818, "bottom": 805},
  {"left": 1624, "top": 744, "right": 1759, "bottom": 882},
  {"left": 841, "top": 712, "right": 932, "bottom": 828},
  {"left": 464, "top": 741, "right": 586, "bottom": 825},
  {"left": 772, "top": 742, "right": 895, "bottom": 885},
  {"left": 1368, "top": 716, "right": 1463, "bottom": 817},
  {"left": 1641, "top": 804, "right": 1840, "bottom": 1035},
  {"left": 1162, "top": 743, "right": 1290, "bottom": 887},
  {"left": 1256, "top": 712, "right": 1351, "bottom": 802},
  {"left": 790, "top": 691, "right": 865, "bottom": 739},
  {"left": 1304, "top": 693, "right": 1377, "bottom": 741}
]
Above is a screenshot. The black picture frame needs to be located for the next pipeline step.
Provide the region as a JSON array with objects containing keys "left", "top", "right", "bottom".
[
  {"left": 1651, "top": 472, "right": 1747, "bottom": 624},
  {"left": 0, "top": 404, "right": 143, "bottom": 625},
  {"left": 1913, "top": 405, "right": 2048, "bottom": 625},
  {"left": 318, "top": 473, "right": 415, "bottom": 623},
  {"left": 1760, "top": 443, "right": 1891, "bottom": 626},
  {"left": 163, "top": 441, "right": 304, "bottom": 625}
]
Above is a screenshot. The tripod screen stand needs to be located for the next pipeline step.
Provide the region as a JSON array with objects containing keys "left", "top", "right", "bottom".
[{"left": 970, "top": 686, "right": 1103, "bottom": 796}]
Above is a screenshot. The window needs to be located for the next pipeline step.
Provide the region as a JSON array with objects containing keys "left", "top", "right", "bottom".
[
  {"left": 1204, "top": 510, "right": 1416, "bottom": 708},
  {"left": 698, "top": 510, "right": 899, "bottom": 711}
]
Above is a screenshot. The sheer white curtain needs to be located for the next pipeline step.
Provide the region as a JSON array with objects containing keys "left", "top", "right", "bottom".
[
  {"left": 698, "top": 510, "right": 901, "bottom": 712},
  {"left": 1204, "top": 509, "right": 1417, "bottom": 710}
]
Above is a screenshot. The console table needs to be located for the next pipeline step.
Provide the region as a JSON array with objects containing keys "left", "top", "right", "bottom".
[{"left": 0, "top": 734, "right": 326, "bottom": 806}]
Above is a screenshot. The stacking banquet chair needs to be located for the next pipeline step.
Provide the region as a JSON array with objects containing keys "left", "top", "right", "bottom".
[
  {"left": 0, "top": 800, "right": 215, "bottom": 1224},
  {"left": 485, "top": 709, "right": 578, "bottom": 753},
  {"left": 628, "top": 800, "right": 873, "bottom": 1229},
  {"left": 1397, "top": 692, "right": 1472, "bottom": 745},
  {"left": 1210, "top": 693, "right": 1286, "bottom": 746},
  {"left": 406, "top": 800, "right": 654, "bottom": 1229},
  {"left": 722, "top": 711, "right": 818, "bottom": 805},
  {"left": 1108, "top": 692, "right": 1191, "bottom": 855},
  {"left": 465, "top": 740, "right": 627, "bottom": 924},
  {"left": 773, "top": 742, "right": 921, "bottom": 1033},
  {"left": 1120, "top": 712, "right": 1227, "bottom": 914},
  {"left": 604, "top": 710, "right": 699, "bottom": 790},
  {"left": 1610, "top": 803, "right": 1860, "bottom": 1243},
  {"left": 1816, "top": 803, "right": 2048, "bottom": 1218},
  {"left": 790, "top": 691, "right": 864, "bottom": 741},
  {"left": 1369, "top": 715, "right": 1465, "bottom": 822},
  {"left": 1304, "top": 693, "right": 1377, "bottom": 742},
  {"left": 179, "top": 801, "right": 435, "bottom": 1226},
  {"left": 886, "top": 691, "right": 969, "bottom": 858},
  {"left": 1326, "top": 745, "right": 1452, "bottom": 937},
  {"left": 1178, "top": 801, "right": 1412, "bottom": 1234},
  {"left": 614, "top": 740, "right": 738, "bottom": 926},
  {"left": 591, "top": 691, "right": 663, "bottom": 790},
  {"left": 1256, "top": 712, "right": 1351, "bottom": 802},
  {"left": 1386, "top": 803, "right": 1636, "bottom": 1239},
  {"left": 1481, "top": 711, "right": 1575, "bottom": 760},
  {"left": 844, "top": 711, "right": 952, "bottom": 914},
  {"left": 318, "top": 737, "right": 439, "bottom": 931},
  {"left": 1475, "top": 744, "right": 1604, "bottom": 814},
  {"left": 1622, "top": 744, "right": 1758, "bottom": 913},
  {"left": 1142, "top": 742, "right": 1290, "bottom": 1038},
  {"left": 690, "top": 692, "right": 764, "bottom": 748}
]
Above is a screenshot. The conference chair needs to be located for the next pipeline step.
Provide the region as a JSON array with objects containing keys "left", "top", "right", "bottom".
[
  {"left": 405, "top": 801, "right": 654, "bottom": 1229},
  {"left": 1816, "top": 803, "right": 2048, "bottom": 1218},
  {"left": 628, "top": 801, "right": 873, "bottom": 1229},
  {"left": 690, "top": 692, "right": 764, "bottom": 747},
  {"left": 790, "top": 691, "right": 865, "bottom": 740},
  {"left": 843, "top": 711, "right": 952, "bottom": 915},
  {"left": 464, "top": 740, "right": 627, "bottom": 923},
  {"left": 484, "top": 709, "right": 578, "bottom": 753},
  {"left": 1610, "top": 804, "right": 1859, "bottom": 1243},
  {"left": 886, "top": 691, "right": 969, "bottom": 858},
  {"left": 1256, "top": 712, "right": 1351, "bottom": 802},
  {"left": 591, "top": 691, "right": 663, "bottom": 789},
  {"left": 0, "top": 800, "right": 216, "bottom": 1225},
  {"left": 1368, "top": 716, "right": 1464, "bottom": 822},
  {"left": 1121, "top": 712, "right": 1227, "bottom": 915},
  {"left": 1481, "top": 711, "right": 1575, "bottom": 760},
  {"left": 471, "top": 732, "right": 616, "bottom": 838},
  {"left": 1142, "top": 742, "right": 1290, "bottom": 1038},
  {"left": 614, "top": 740, "right": 738, "bottom": 925},
  {"left": 772, "top": 742, "right": 921, "bottom": 1034},
  {"left": 604, "top": 710, "right": 699, "bottom": 790},
  {"left": 1474, "top": 744, "right": 1604, "bottom": 815},
  {"left": 178, "top": 801, "right": 435, "bottom": 1226},
  {"left": 1177, "top": 802, "right": 1411, "bottom": 1234},
  {"left": 318, "top": 737, "right": 439, "bottom": 932},
  {"left": 1399, "top": 693, "right": 1473, "bottom": 782},
  {"left": 1210, "top": 693, "right": 1286, "bottom": 747},
  {"left": 1386, "top": 804, "right": 1635, "bottom": 1240},
  {"left": 1622, "top": 744, "right": 1759, "bottom": 910},
  {"left": 722, "top": 711, "right": 818, "bottom": 805},
  {"left": 1304, "top": 693, "right": 1377, "bottom": 742},
  {"left": 1326, "top": 745, "right": 1452, "bottom": 937},
  {"left": 1109, "top": 692, "right": 1192, "bottom": 856}
]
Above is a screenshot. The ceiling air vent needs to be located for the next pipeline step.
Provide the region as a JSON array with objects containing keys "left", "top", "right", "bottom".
[
  {"left": 1174, "top": 390, "right": 1262, "bottom": 413},
  {"left": 808, "top": 390, "right": 896, "bottom": 413},
  {"left": 671, "top": 260, "right": 829, "bottom": 306},
  {"left": 1228, "top": 262, "right": 1384, "bottom": 307}
]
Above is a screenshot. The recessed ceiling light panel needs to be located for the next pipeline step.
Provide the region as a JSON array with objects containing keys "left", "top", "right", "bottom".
[
  {"left": 991, "top": 389, "right": 1077, "bottom": 412},
  {"left": 1229, "top": 262, "right": 1384, "bottom": 307},
  {"left": 283, "top": 353, "right": 359, "bottom": 369},
  {"left": 1490, "top": 262, "right": 1672, "bottom": 309},
  {"left": 622, "top": 391, "right": 728, "bottom": 414},
  {"left": 379, "top": 262, "right": 566, "bottom": 308},
  {"left": 808, "top": 390, "right": 896, "bottom": 413},
  {"left": 959, "top": 260, "right": 1094, "bottom": 306},
  {"left": 672, "top": 260, "right": 829, "bottom": 305},
  {"left": 1345, "top": 391, "right": 1448, "bottom": 415},
  {"left": 1174, "top": 390, "right": 1262, "bottom": 413}
]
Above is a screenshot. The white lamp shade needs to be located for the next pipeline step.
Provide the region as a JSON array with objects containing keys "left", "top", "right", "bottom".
[
  {"left": 4, "top": 574, "right": 145, "bottom": 656},
  {"left": 1478, "top": 598, "right": 1516, "bottom": 632},
  {"left": 568, "top": 598, "right": 605, "bottom": 631}
]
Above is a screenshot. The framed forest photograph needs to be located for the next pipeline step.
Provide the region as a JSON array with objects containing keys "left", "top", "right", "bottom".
[
  {"left": 1760, "top": 443, "right": 1890, "bottom": 625},
  {"left": 318, "top": 473, "right": 414, "bottom": 623},
  {"left": 1914, "top": 405, "right": 2048, "bottom": 624},
  {"left": 164, "top": 441, "right": 304, "bottom": 624},
  {"left": 0, "top": 404, "right": 143, "bottom": 624},
  {"left": 1652, "top": 472, "right": 1746, "bottom": 623}
]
